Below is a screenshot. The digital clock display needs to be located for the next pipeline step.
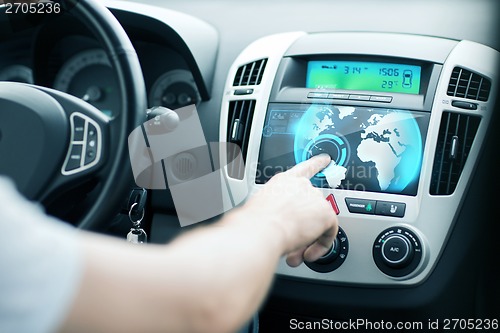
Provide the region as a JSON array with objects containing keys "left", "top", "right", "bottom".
[{"left": 306, "top": 61, "right": 422, "bottom": 95}]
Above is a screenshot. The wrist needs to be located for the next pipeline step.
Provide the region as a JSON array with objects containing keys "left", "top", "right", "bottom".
[{"left": 224, "top": 206, "right": 289, "bottom": 256}]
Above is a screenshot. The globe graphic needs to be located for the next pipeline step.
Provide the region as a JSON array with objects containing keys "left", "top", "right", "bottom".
[{"left": 293, "top": 104, "right": 424, "bottom": 193}]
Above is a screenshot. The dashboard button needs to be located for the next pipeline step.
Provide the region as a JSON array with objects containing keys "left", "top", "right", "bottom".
[
  {"left": 370, "top": 95, "right": 393, "bottom": 103},
  {"left": 326, "top": 194, "right": 340, "bottom": 215},
  {"left": 375, "top": 201, "right": 406, "bottom": 218},
  {"left": 451, "top": 100, "right": 478, "bottom": 110},
  {"left": 345, "top": 198, "right": 376, "bottom": 214},
  {"left": 308, "top": 92, "right": 329, "bottom": 99},
  {"left": 348, "top": 94, "right": 371, "bottom": 101},
  {"left": 328, "top": 93, "right": 350, "bottom": 100},
  {"left": 234, "top": 88, "right": 254, "bottom": 95}
]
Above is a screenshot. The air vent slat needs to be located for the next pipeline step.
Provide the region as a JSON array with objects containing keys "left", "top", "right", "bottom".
[
  {"left": 246, "top": 62, "right": 256, "bottom": 86},
  {"left": 232, "top": 59, "right": 268, "bottom": 87},
  {"left": 447, "top": 66, "right": 491, "bottom": 102},
  {"left": 430, "top": 112, "right": 481, "bottom": 195},
  {"left": 459, "top": 117, "right": 471, "bottom": 170},
  {"left": 227, "top": 100, "right": 256, "bottom": 179}
]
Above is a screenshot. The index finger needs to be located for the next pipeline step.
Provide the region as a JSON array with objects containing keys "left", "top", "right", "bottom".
[{"left": 286, "top": 154, "right": 331, "bottom": 179}]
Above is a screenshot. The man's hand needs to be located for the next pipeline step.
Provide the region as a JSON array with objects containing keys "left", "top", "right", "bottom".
[
  {"left": 58, "top": 154, "right": 339, "bottom": 333},
  {"left": 243, "top": 154, "right": 339, "bottom": 267}
]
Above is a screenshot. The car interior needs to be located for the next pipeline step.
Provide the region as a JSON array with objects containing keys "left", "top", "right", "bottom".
[{"left": 1, "top": 0, "right": 499, "bottom": 332}]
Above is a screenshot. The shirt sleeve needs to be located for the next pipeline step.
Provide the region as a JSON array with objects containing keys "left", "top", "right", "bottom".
[{"left": 0, "top": 177, "right": 83, "bottom": 333}]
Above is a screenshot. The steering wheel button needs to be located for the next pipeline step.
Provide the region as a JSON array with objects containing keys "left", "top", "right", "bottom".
[
  {"left": 85, "top": 153, "right": 96, "bottom": 165},
  {"left": 85, "top": 147, "right": 97, "bottom": 165},
  {"left": 65, "top": 144, "right": 83, "bottom": 171},
  {"left": 87, "top": 123, "right": 98, "bottom": 139},
  {"left": 72, "top": 116, "right": 86, "bottom": 142}
]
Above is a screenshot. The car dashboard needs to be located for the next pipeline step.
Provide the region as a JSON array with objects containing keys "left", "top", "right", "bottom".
[
  {"left": 1, "top": 0, "right": 499, "bottom": 331},
  {"left": 221, "top": 32, "right": 498, "bottom": 287},
  {"left": 0, "top": 1, "right": 215, "bottom": 117}
]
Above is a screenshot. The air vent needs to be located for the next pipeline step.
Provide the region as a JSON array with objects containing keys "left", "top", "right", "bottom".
[
  {"left": 227, "top": 100, "right": 256, "bottom": 179},
  {"left": 233, "top": 59, "right": 268, "bottom": 86},
  {"left": 430, "top": 112, "right": 481, "bottom": 195},
  {"left": 447, "top": 67, "right": 491, "bottom": 101}
]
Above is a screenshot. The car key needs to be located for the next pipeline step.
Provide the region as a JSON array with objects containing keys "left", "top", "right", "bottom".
[{"left": 126, "top": 202, "right": 147, "bottom": 244}]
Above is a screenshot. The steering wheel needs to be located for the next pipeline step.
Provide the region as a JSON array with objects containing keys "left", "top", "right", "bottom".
[{"left": 0, "top": 0, "right": 147, "bottom": 230}]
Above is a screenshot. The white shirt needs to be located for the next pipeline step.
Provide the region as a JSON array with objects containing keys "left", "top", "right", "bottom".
[{"left": 0, "top": 177, "right": 83, "bottom": 333}]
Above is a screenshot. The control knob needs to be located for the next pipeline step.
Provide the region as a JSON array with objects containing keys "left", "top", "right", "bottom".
[
  {"left": 305, "top": 226, "right": 349, "bottom": 273},
  {"left": 381, "top": 234, "right": 414, "bottom": 268},
  {"left": 373, "top": 227, "right": 423, "bottom": 278}
]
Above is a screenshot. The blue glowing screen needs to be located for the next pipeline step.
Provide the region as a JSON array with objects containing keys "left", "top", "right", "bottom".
[{"left": 257, "top": 104, "right": 430, "bottom": 196}]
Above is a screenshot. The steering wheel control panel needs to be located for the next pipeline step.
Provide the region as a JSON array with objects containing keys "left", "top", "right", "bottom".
[
  {"left": 220, "top": 32, "right": 499, "bottom": 285},
  {"left": 62, "top": 112, "right": 102, "bottom": 176}
]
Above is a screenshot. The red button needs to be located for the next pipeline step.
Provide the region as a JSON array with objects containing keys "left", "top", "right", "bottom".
[{"left": 326, "top": 194, "right": 340, "bottom": 215}]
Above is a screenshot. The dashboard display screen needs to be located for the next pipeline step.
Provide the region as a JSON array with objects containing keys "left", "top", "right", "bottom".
[
  {"left": 306, "top": 61, "right": 422, "bottom": 94},
  {"left": 257, "top": 104, "right": 430, "bottom": 196}
]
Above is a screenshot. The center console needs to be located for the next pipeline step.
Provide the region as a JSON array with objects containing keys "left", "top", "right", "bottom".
[{"left": 220, "top": 32, "right": 498, "bottom": 285}]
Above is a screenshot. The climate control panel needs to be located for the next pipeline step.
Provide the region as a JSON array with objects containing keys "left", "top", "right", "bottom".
[{"left": 301, "top": 223, "right": 423, "bottom": 278}]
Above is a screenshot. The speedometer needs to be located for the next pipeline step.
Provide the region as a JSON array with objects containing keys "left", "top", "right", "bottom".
[{"left": 53, "top": 49, "right": 120, "bottom": 117}]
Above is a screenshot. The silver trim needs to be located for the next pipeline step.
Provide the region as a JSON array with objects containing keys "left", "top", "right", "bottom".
[{"left": 450, "top": 135, "right": 459, "bottom": 159}]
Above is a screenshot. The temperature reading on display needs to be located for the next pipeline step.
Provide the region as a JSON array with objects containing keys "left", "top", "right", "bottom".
[
  {"left": 382, "top": 80, "right": 396, "bottom": 89},
  {"left": 307, "top": 61, "right": 421, "bottom": 95}
]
